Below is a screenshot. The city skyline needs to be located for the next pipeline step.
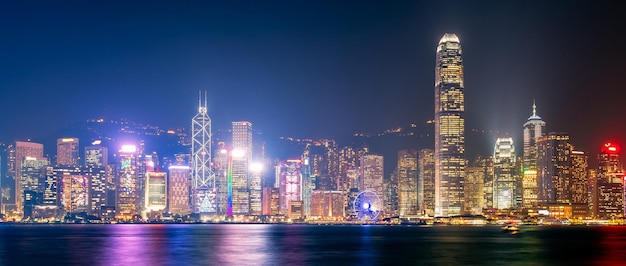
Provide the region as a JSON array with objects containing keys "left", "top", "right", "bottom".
[{"left": 1, "top": 1, "right": 625, "bottom": 159}]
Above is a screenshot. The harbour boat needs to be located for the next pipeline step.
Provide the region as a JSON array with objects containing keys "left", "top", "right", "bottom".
[{"left": 502, "top": 224, "right": 519, "bottom": 232}]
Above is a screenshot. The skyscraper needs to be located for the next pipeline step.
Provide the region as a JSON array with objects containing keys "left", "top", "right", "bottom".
[
  {"left": 493, "top": 137, "right": 517, "bottom": 209},
  {"left": 536, "top": 133, "right": 572, "bottom": 204},
  {"left": 434, "top": 33, "right": 465, "bottom": 216},
  {"left": 418, "top": 149, "right": 435, "bottom": 215},
  {"left": 56, "top": 138, "right": 79, "bottom": 166},
  {"left": 360, "top": 153, "right": 384, "bottom": 210},
  {"left": 522, "top": 102, "right": 545, "bottom": 208},
  {"left": 191, "top": 91, "right": 216, "bottom": 214},
  {"left": 116, "top": 144, "right": 139, "bottom": 220},
  {"left": 232, "top": 121, "right": 252, "bottom": 214},
  {"left": 397, "top": 150, "right": 418, "bottom": 216},
  {"left": 7, "top": 141, "right": 44, "bottom": 214},
  {"left": 570, "top": 150, "right": 588, "bottom": 218},
  {"left": 596, "top": 143, "right": 623, "bottom": 219},
  {"left": 168, "top": 165, "right": 190, "bottom": 215}
]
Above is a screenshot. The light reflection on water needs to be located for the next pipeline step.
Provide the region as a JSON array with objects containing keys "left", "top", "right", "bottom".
[{"left": 1, "top": 224, "right": 626, "bottom": 265}]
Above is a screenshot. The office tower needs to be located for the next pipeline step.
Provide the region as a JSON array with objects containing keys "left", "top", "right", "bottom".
[
  {"left": 536, "top": 133, "right": 572, "bottom": 204},
  {"left": 7, "top": 141, "right": 44, "bottom": 214},
  {"left": 360, "top": 153, "right": 384, "bottom": 208},
  {"left": 434, "top": 33, "right": 465, "bottom": 216},
  {"left": 59, "top": 166, "right": 88, "bottom": 214},
  {"left": 168, "top": 165, "right": 190, "bottom": 215},
  {"left": 232, "top": 121, "right": 252, "bottom": 214},
  {"left": 588, "top": 169, "right": 598, "bottom": 217},
  {"left": 249, "top": 161, "right": 264, "bottom": 216},
  {"left": 56, "top": 138, "right": 79, "bottom": 166},
  {"left": 464, "top": 165, "right": 484, "bottom": 214},
  {"left": 338, "top": 146, "right": 358, "bottom": 192},
  {"left": 85, "top": 145, "right": 108, "bottom": 167},
  {"left": 214, "top": 142, "right": 228, "bottom": 215},
  {"left": 144, "top": 171, "right": 167, "bottom": 218},
  {"left": 469, "top": 156, "right": 495, "bottom": 210},
  {"left": 597, "top": 143, "right": 623, "bottom": 219},
  {"left": 116, "top": 144, "right": 140, "bottom": 220},
  {"left": 192, "top": 91, "right": 216, "bottom": 214},
  {"left": 301, "top": 153, "right": 313, "bottom": 217},
  {"left": 493, "top": 137, "right": 517, "bottom": 209},
  {"left": 262, "top": 187, "right": 280, "bottom": 216},
  {"left": 21, "top": 157, "right": 49, "bottom": 218},
  {"left": 522, "top": 101, "right": 545, "bottom": 208},
  {"left": 310, "top": 190, "right": 344, "bottom": 218},
  {"left": 85, "top": 166, "right": 106, "bottom": 216},
  {"left": 418, "top": 149, "right": 435, "bottom": 215},
  {"left": 570, "top": 150, "right": 588, "bottom": 218},
  {"left": 278, "top": 159, "right": 302, "bottom": 216},
  {"left": 384, "top": 170, "right": 398, "bottom": 216},
  {"left": 397, "top": 150, "right": 418, "bottom": 216}
]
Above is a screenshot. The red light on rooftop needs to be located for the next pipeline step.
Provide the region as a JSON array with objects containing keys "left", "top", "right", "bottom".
[{"left": 602, "top": 142, "right": 620, "bottom": 154}]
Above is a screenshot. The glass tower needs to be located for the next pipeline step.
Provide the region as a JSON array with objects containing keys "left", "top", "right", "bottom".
[
  {"left": 434, "top": 33, "right": 465, "bottom": 216},
  {"left": 493, "top": 137, "right": 516, "bottom": 209},
  {"left": 522, "top": 101, "right": 545, "bottom": 207},
  {"left": 192, "top": 91, "right": 216, "bottom": 214}
]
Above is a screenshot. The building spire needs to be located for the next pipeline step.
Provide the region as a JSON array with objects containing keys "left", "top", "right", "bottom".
[{"left": 532, "top": 99, "right": 537, "bottom": 117}]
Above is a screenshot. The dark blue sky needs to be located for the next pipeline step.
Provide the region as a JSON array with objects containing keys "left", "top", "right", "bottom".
[{"left": 1, "top": 1, "right": 624, "bottom": 157}]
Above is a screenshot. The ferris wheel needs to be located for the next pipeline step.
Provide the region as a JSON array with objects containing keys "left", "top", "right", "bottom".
[{"left": 353, "top": 190, "right": 382, "bottom": 221}]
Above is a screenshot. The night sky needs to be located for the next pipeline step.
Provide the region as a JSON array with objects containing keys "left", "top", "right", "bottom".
[{"left": 1, "top": 1, "right": 624, "bottom": 158}]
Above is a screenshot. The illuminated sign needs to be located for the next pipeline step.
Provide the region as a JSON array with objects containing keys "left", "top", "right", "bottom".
[
  {"left": 602, "top": 142, "right": 620, "bottom": 154},
  {"left": 61, "top": 138, "right": 76, "bottom": 142},
  {"left": 120, "top": 145, "right": 137, "bottom": 153}
]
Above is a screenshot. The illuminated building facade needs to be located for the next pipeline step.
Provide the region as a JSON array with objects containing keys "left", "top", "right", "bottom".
[
  {"left": 145, "top": 171, "right": 167, "bottom": 215},
  {"left": 21, "top": 157, "right": 49, "bottom": 218},
  {"left": 56, "top": 138, "right": 79, "bottom": 166},
  {"left": 261, "top": 187, "right": 280, "bottom": 216},
  {"left": 522, "top": 102, "right": 545, "bottom": 208},
  {"left": 596, "top": 143, "right": 624, "bottom": 219},
  {"left": 59, "top": 167, "right": 89, "bottom": 214},
  {"left": 85, "top": 166, "right": 107, "bottom": 216},
  {"left": 192, "top": 91, "right": 216, "bottom": 214},
  {"left": 310, "top": 190, "right": 344, "bottom": 218},
  {"left": 85, "top": 145, "right": 108, "bottom": 168},
  {"left": 384, "top": 171, "right": 398, "bottom": 216},
  {"left": 360, "top": 153, "right": 384, "bottom": 211},
  {"left": 116, "top": 145, "right": 139, "bottom": 220},
  {"left": 232, "top": 121, "right": 252, "bottom": 214},
  {"left": 278, "top": 159, "right": 302, "bottom": 215},
  {"left": 434, "top": 33, "right": 465, "bottom": 216},
  {"left": 570, "top": 150, "right": 588, "bottom": 218},
  {"left": 397, "top": 150, "right": 418, "bottom": 216},
  {"left": 493, "top": 137, "right": 517, "bottom": 209},
  {"left": 537, "top": 133, "right": 572, "bottom": 204},
  {"left": 168, "top": 165, "right": 190, "bottom": 215},
  {"left": 464, "top": 166, "right": 484, "bottom": 215},
  {"left": 418, "top": 149, "right": 435, "bottom": 215},
  {"left": 301, "top": 154, "right": 313, "bottom": 217},
  {"left": 7, "top": 141, "right": 44, "bottom": 214},
  {"left": 213, "top": 142, "right": 228, "bottom": 215}
]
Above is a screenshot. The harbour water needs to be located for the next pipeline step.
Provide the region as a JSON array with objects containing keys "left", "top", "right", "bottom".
[{"left": 1, "top": 224, "right": 625, "bottom": 265}]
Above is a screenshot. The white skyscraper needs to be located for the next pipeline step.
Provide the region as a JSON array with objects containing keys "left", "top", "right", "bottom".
[{"left": 192, "top": 91, "right": 216, "bottom": 214}]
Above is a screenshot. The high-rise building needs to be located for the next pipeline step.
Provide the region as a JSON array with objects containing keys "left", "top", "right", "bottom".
[
  {"left": 596, "top": 143, "right": 623, "bottom": 219},
  {"left": 261, "top": 187, "right": 280, "bottom": 216},
  {"left": 464, "top": 165, "right": 484, "bottom": 215},
  {"left": 168, "top": 165, "right": 190, "bottom": 215},
  {"left": 418, "top": 149, "right": 435, "bottom": 215},
  {"left": 191, "top": 92, "right": 216, "bottom": 214},
  {"left": 232, "top": 121, "right": 252, "bottom": 214},
  {"left": 522, "top": 102, "right": 545, "bottom": 208},
  {"left": 310, "top": 190, "right": 344, "bottom": 218},
  {"left": 570, "top": 150, "right": 589, "bottom": 218},
  {"left": 144, "top": 171, "right": 167, "bottom": 217},
  {"left": 384, "top": 170, "right": 398, "bottom": 216},
  {"left": 536, "top": 133, "right": 572, "bottom": 204},
  {"left": 493, "top": 137, "right": 517, "bottom": 209},
  {"left": 277, "top": 159, "right": 302, "bottom": 215},
  {"left": 360, "top": 153, "right": 384, "bottom": 210},
  {"left": 7, "top": 141, "right": 44, "bottom": 214},
  {"left": 397, "top": 150, "right": 418, "bottom": 216},
  {"left": 85, "top": 144, "right": 108, "bottom": 168},
  {"left": 56, "top": 138, "right": 79, "bottom": 166},
  {"left": 58, "top": 166, "right": 89, "bottom": 214},
  {"left": 21, "top": 157, "right": 49, "bottom": 218},
  {"left": 116, "top": 144, "right": 140, "bottom": 220},
  {"left": 85, "top": 166, "right": 107, "bottom": 216},
  {"left": 434, "top": 33, "right": 465, "bottom": 216}
]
